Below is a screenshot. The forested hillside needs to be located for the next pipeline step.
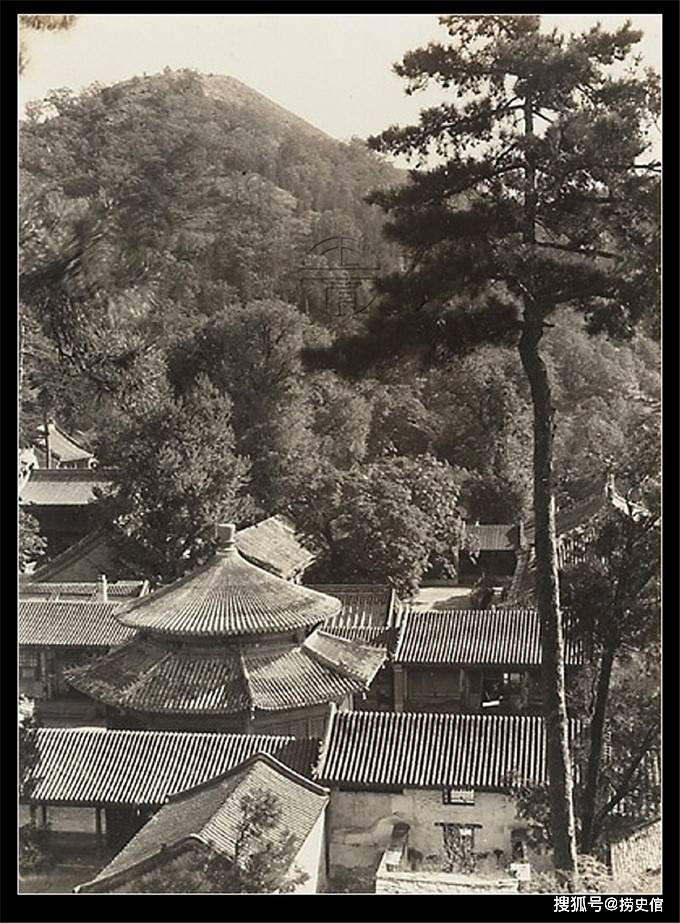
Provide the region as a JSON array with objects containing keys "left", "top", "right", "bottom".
[{"left": 19, "top": 69, "right": 660, "bottom": 589}]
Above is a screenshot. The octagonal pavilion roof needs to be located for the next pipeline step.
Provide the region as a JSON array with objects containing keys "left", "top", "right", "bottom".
[{"left": 116, "top": 524, "right": 341, "bottom": 639}]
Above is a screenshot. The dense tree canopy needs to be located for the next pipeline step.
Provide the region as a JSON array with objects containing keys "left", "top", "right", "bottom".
[
  {"left": 19, "top": 70, "right": 401, "bottom": 406},
  {"left": 95, "top": 376, "right": 256, "bottom": 583},
  {"left": 19, "top": 510, "right": 47, "bottom": 574},
  {"left": 19, "top": 56, "right": 659, "bottom": 606},
  {"left": 297, "top": 453, "right": 465, "bottom": 595},
  {"left": 560, "top": 429, "right": 660, "bottom": 852}
]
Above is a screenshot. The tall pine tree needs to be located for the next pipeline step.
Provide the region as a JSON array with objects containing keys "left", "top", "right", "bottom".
[{"left": 305, "top": 15, "right": 659, "bottom": 878}]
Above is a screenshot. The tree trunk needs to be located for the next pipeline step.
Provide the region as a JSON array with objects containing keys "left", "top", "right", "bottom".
[
  {"left": 19, "top": 315, "right": 25, "bottom": 406},
  {"left": 580, "top": 643, "right": 616, "bottom": 853},
  {"left": 43, "top": 405, "right": 51, "bottom": 469},
  {"left": 518, "top": 317, "right": 579, "bottom": 882}
]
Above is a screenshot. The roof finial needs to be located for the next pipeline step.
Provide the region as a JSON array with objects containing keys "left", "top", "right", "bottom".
[{"left": 216, "top": 522, "right": 237, "bottom": 553}]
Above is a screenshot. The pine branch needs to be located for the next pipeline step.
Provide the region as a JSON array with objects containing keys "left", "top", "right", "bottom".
[
  {"left": 593, "top": 721, "right": 659, "bottom": 827},
  {"left": 533, "top": 241, "right": 619, "bottom": 261}
]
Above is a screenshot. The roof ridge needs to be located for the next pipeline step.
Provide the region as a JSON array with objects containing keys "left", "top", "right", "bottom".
[
  {"left": 303, "top": 630, "right": 379, "bottom": 685},
  {"left": 312, "top": 703, "right": 336, "bottom": 781},
  {"left": 76, "top": 837, "right": 196, "bottom": 893},
  {"left": 34, "top": 726, "right": 299, "bottom": 742},
  {"left": 26, "top": 467, "right": 116, "bottom": 480},
  {"left": 336, "top": 709, "right": 582, "bottom": 728},
  {"left": 238, "top": 646, "right": 255, "bottom": 717},
  {"left": 29, "top": 527, "right": 111, "bottom": 581},
  {"left": 20, "top": 598, "right": 120, "bottom": 609},
  {"left": 66, "top": 637, "right": 170, "bottom": 702},
  {"left": 165, "top": 750, "right": 329, "bottom": 804}
]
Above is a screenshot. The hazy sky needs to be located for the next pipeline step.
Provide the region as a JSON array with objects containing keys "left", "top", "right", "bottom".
[{"left": 20, "top": 12, "right": 662, "bottom": 143}]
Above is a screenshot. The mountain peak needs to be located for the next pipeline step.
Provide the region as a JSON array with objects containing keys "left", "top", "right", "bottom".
[{"left": 199, "top": 73, "right": 334, "bottom": 144}]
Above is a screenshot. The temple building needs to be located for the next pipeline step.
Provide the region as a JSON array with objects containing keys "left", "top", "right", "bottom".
[
  {"left": 458, "top": 523, "right": 522, "bottom": 582},
  {"left": 392, "top": 608, "right": 583, "bottom": 714},
  {"left": 19, "top": 468, "right": 115, "bottom": 558},
  {"left": 66, "top": 524, "right": 385, "bottom": 737},
  {"left": 34, "top": 422, "right": 96, "bottom": 470}
]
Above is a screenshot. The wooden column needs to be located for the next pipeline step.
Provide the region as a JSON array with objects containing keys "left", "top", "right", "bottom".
[
  {"left": 39, "top": 651, "right": 49, "bottom": 699},
  {"left": 393, "top": 664, "right": 405, "bottom": 713},
  {"left": 41, "top": 804, "right": 48, "bottom": 828},
  {"left": 95, "top": 806, "right": 103, "bottom": 851}
]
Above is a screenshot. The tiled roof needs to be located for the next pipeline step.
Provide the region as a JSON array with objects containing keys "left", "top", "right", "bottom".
[
  {"left": 66, "top": 628, "right": 383, "bottom": 715},
  {"left": 313, "top": 585, "right": 399, "bottom": 627},
  {"left": 20, "top": 580, "right": 147, "bottom": 600},
  {"left": 66, "top": 638, "right": 250, "bottom": 715},
  {"left": 315, "top": 711, "right": 582, "bottom": 791},
  {"left": 505, "top": 529, "right": 601, "bottom": 606},
  {"left": 522, "top": 490, "right": 607, "bottom": 549},
  {"left": 504, "top": 548, "right": 536, "bottom": 607},
  {"left": 19, "top": 468, "right": 114, "bottom": 506},
  {"left": 322, "top": 625, "right": 394, "bottom": 646},
  {"left": 235, "top": 515, "right": 315, "bottom": 580},
  {"left": 465, "top": 524, "right": 519, "bottom": 553},
  {"left": 27, "top": 528, "right": 120, "bottom": 583},
  {"left": 315, "top": 584, "right": 402, "bottom": 648},
  {"left": 116, "top": 547, "right": 341, "bottom": 638},
  {"left": 488, "top": 483, "right": 655, "bottom": 607},
  {"left": 394, "top": 608, "right": 583, "bottom": 666},
  {"left": 506, "top": 491, "right": 607, "bottom": 606},
  {"left": 245, "top": 646, "right": 358, "bottom": 711},
  {"left": 80, "top": 753, "right": 328, "bottom": 892},
  {"left": 19, "top": 600, "right": 135, "bottom": 647},
  {"left": 35, "top": 423, "right": 94, "bottom": 465},
  {"left": 24, "top": 728, "right": 319, "bottom": 805},
  {"left": 303, "top": 630, "right": 386, "bottom": 685}
]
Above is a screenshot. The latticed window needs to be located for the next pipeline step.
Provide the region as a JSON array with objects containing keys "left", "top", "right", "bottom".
[
  {"left": 19, "top": 648, "right": 40, "bottom": 679},
  {"left": 442, "top": 788, "right": 475, "bottom": 805},
  {"left": 439, "top": 822, "right": 479, "bottom": 873}
]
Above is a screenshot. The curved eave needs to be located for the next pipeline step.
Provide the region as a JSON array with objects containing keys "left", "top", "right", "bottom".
[
  {"left": 117, "top": 615, "right": 325, "bottom": 640},
  {"left": 65, "top": 635, "right": 377, "bottom": 716}
]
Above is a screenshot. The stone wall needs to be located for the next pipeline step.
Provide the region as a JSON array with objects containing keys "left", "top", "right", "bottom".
[
  {"left": 376, "top": 866, "right": 519, "bottom": 895},
  {"left": 610, "top": 821, "right": 661, "bottom": 880}
]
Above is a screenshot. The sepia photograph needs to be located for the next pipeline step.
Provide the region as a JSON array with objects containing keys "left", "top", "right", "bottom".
[{"left": 15, "top": 6, "right": 667, "bottom": 910}]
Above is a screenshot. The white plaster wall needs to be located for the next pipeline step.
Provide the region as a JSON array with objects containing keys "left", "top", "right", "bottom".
[
  {"left": 288, "top": 810, "right": 327, "bottom": 893},
  {"left": 328, "top": 788, "right": 527, "bottom": 874}
]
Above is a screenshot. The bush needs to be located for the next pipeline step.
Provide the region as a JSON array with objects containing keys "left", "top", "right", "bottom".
[
  {"left": 19, "top": 823, "right": 53, "bottom": 875},
  {"left": 526, "top": 854, "right": 658, "bottom": 894}
]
